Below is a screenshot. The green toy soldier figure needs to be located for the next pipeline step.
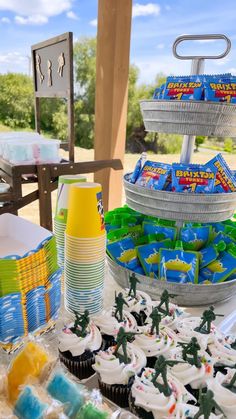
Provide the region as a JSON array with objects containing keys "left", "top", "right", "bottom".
[
  {"left": 151, "top": 355, "right": 184, "bottom": 397},
  {"left": 114, "top": 292, "right": 129, "bottom": 322},
  {"left": 194, "top": 306, "right": 224, "bottom": 334},
  {"left": 73, "top": 310, "right": 90, "bottom": 337},
  {"left": 128, "top": 272, "right": 140, "bottom": 298},
  {"left": 193, "top": 389, "right": 225, "bottom": 419},
  {"left": 114, "top": 326, "right": 137, "bottom": 364},
  {"left": 179, "top": 337, "right": 201, "bottom": 368},
  {"left": 149, "top": 307, "right": 162, "bottom": 335},
  {"left": 157, "top": 290, "right": 177, "bottom": 316}
]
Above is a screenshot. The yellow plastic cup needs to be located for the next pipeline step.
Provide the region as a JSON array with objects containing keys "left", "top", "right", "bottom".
[
  {"left": 66, "top": 182, "right": 105, "bottom": 238},
  {"left": 55, "top": 175, "right": 87, "bottom": 223}
]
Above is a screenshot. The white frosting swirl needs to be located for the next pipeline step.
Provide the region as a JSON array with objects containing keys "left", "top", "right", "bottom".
[
  {"left": 207, "top": 370, "right": 236, "bottom": 419},
  {"left": 175, "top": 317, "right": 219, "bottom": 350},
  {"left": 93, "top": 343, "right": 146, "bottom": 385},
  {"left": 170, "top": 352, "right": 213, "bottom": 389},
  {"left": 93, "top": 308, "right": 137, "bottom": 336},
  {"left": 134, "top": 325, "right": 176, "bottom": 358},
  {"left": 122, "top": 288, "right": 152, "bottom": 315},
  {"left": 58, "top": 322, "right": 102, "bottom": 357},
  {"left": 151, "top": 301, "right": 189, "bottom": 331},
  {"left": 208, "top": 335, "right": 236, "bottom": 366},
  {"left": 131, "top": 368, "right": 195, "bottom": 418},
  {"left": 176, "top": 403, "right": 222, "bottom": 419}
]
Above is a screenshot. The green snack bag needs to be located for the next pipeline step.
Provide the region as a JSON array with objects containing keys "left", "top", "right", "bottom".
[
  {"left": 199, "top": 243, "right": 236, "bottom": 283},
  {"left": 143, "top": 221, "right": 177, "bottom": 241},
  {"left": 159, "top": 240, "right": 199, "bottom": 284},
  {"left": 199, "top": 240, "right": 226, "bottom": 268},
  {"left": 137, "top": 239, "right": 174, "bottom": 279},
  {"left": 136, "top": 233, "right": 166, "bottom": 246},
  {"left": 180, "top": 224, "right": 212, "bottom": 251}
]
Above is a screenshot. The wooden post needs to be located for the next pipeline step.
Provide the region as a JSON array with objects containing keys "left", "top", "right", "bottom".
[{"left": 94, "top": 0, "right": 132, "bottom": 211}]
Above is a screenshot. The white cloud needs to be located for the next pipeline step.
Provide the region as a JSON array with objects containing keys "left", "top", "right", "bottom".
[
  {"left": 157, "top": 43, "right": 164, "bottom": 49},
  {"left": 228, "top": 68, "right": 236, "bottom": 75},
  {"left": 89, "top": 18, "right": 97, "bottom": 27},
  {"left": 0, "top": 51, "right": 26, "bottom": 64},
  {"left": 15, "top": 14, "right": 48, "bottom": 25},
  {"left": 1, "top": 16, "right": 10, "bottom": 23},
  {"left": 132, "top": 3, "right": 160, "bottom": 18},
  {"left": 0, "top": 0, "right": 72, "bottom": 25},
  {"left": 67, "top": 10, "right": 78, "bottom": 20},
  {"left": 215, "top": 57, "right": 230, "bottom": 66}
]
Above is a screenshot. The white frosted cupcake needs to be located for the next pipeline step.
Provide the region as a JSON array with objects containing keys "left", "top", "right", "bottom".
[
  {"left": 93, "top": 308, "right": 137, "bottom": 348},
  {"left": 207, "top": 369, "right": 236, "bottom": 419},
  {"left": 208, "top": 334, "right": 236, "bottom": 374},
  {"left": 58, "top": 320, "right": 102, "bottom": 380},
  {"left": 152, "top": 300, "right": 189, "bottom": 331},
  {"left": 175, "top": 317, "right": 219, "bottom": 350},
  {"left": 93, "top": 342, "right": 146, "bottom": 408},
  {"left": 134, "top": 324, "right": 177, "bottom": 367},
  {"left": 122, "top": 288, "right": 153, "bottom": 325},
  {"left": 129, "top": 367, "right": 195, "bottom": 418}
]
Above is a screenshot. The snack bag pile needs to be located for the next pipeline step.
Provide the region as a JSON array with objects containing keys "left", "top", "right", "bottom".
[
  {"left": 106, "top": 205, "right": 236, "bottom": 284},
  {"left": 153, "top": 73, "right": 236, "bottom": 103},
  {"left": 129, "top": 153, "right": 236, "bottom": 194}
]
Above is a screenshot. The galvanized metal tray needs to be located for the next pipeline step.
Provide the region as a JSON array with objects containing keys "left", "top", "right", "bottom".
[
  {"left": 124, "top": 173, "right": 236, "bottom": 222},
  {"left": 107, "top": 255, "right": 236, "bottom": 307},
  {"left": 140, "top": 99, "right": 236, "bottom": 137}
]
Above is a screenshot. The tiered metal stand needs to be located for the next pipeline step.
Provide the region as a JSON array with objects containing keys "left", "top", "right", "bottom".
[{"left": 107, "top": 34, "right": 236, "bottom": 306}]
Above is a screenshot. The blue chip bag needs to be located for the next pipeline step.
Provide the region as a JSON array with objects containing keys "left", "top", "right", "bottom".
[
  {"left": 204, "top": 77, "right": 236, "bottom": 103},
  {"left": 153, "top": 83, "right": 165, "bottom": 99},
  {"left": 129, "top": 153, "right": 147, "bottom": 184},
  {"left": 137, "top": 239, "right": 174, "bottom": 279},
  {"left": 143, "top": 222, "right": 177, "bottom": 241},
  {"left": 106, "top": 237, "right": 140, "bottom": 270},
  {"left": 206, "top": 154, "right": 236, "bottom": 193},
  {"left": 180, "top": 225, "right": 211, "bottom": 251},
  {"left": 163, "top": 76, "right": 203, "bottom": 101},
  {"left": 136, "top": 161, "right": 172, "bottom": 190},
  {"left": 172, "top": 163, "right": 217, "bottom": 193},
  {"left": 159, "top": 247, "right": 199, "bottom": 283}
]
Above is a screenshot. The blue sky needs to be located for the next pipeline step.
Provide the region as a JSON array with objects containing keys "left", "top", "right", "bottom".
[{"left": 0, "top": 0, "right": 236, "bottom": 84}]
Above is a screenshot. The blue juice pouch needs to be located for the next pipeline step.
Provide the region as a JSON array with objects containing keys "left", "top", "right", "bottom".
[
  {"left": 204, "top": 77, "right": 236, "bottom": 103},
  {"left": 199, "top": 240, "right": 226, "bottom": 268},
  {"left": 129, "top": 152, "right": 147, "bottom": 184},
  {"left": 159, "top": 241, "right": 199, "bottom": 283},
  {"left": 136, "top": 161, "right": 172, "bottom": 190},
  {"left": 136, "top": 233, "right": 166, "bottom": 246},
  {"left": 107, "top": 225, "right": 143, "bottom": 244},
  {"left": 212, "top": 231, "right": 236, "bottom": 246},
  {"left": 106, "top": 237, "right": 140, "bottom": 270},
  {"left": 180, "top": 224, "right": 212, "bottom": 251},
  {"left": 137, "top": 239, "right": 174, "bottom": 279},
  {"left": 199, "top": 243, "right": 236, "bottom": 283},
  {"left": 206, "top": 154, "right": 236, "bottom": 193},
  {"left": 172, "top": 163, "right": 217, "bottom": 193},
  {"left": 143, "top": 221, "right": 177, "bottom": 241},
  {"left": 163, "top": 75, "right": 203, "bottom": 101}
]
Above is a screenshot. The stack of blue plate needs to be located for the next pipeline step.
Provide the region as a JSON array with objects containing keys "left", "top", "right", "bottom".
[
  {"left": 46, "top": 269, "right": 62, "bottom": 318},
  {"left": 0, "top": 293, "right": 25, "bottom": 344},
  {"left": 26, "top": 287, "right": 46, "bottom": 333}
]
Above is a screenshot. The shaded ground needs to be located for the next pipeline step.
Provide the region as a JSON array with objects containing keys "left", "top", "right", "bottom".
[{"left": 18, "top": 147, "right": 236, "bottom": 226}]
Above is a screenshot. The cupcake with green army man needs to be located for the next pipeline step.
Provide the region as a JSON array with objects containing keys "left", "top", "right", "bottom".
[
  {"left": 93, "top": 291, "right": 138, "bottom": 348},
  {"left": 121, "top": 272, "right": 153, "bottom": 326},
  {"left": 58, "top": 309, "right": 103, "bottom": 379},
  {"left": 93, "top": 326, "right": 146, "bottom": 407}
]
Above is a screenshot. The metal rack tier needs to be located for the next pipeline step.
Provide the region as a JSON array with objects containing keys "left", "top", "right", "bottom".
[{"left": 124, "top": 173, "right": 236, "bottom": 223}]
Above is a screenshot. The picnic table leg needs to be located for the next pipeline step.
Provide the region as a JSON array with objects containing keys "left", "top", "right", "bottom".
[{"left": 37, "top": 165, "right": 53, "bottom": 231}]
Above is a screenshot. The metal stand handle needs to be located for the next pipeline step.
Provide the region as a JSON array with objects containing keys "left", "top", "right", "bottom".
[{"left": 172, "top": 34, "right": 232, "bottom": 164}]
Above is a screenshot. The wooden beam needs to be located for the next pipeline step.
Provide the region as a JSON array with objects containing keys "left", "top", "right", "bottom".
[{"left": 94, "top": 0, "right": 132, "bottom": 211}]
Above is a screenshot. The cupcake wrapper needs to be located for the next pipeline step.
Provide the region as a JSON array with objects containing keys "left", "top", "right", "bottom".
[
  {"left": 185, "top": 384, "right": 201, "bottom": 402},
  {"left": 98, "top": 377, "right": 132, "bottom": 408},
  {"left": 129, "top": 393, "right": 154, "bottom": 419},
  {"left": 59, "top": 351, "right": 95, "bottom": 380}
]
